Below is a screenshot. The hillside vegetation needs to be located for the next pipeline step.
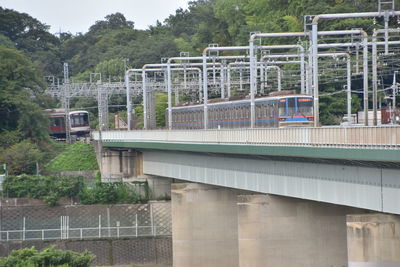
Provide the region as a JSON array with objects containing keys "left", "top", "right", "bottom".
[{"left": 45, "top": 142, "right": 99, "bottom": 172}]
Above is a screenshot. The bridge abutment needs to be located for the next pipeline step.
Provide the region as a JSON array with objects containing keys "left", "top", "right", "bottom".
[
  {"left": 347, "top": 213, "right": 400, "bottom": 266},
  {"left": 99, "top": 148, "right": 143, "bottom": 182}
]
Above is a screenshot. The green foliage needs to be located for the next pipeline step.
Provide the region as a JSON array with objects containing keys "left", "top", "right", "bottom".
[
  {"left": 0, "top": 140, "right": 44, "bottom": 175},
  {"left": 79, "top": 182, "right": 147, "bottom": 205},
  {"left": 0, "top": 246, "right": 94, "bottom": 267},
  {"left": 0, "top": 34, "right": 15, "bottom": 49},
  {"left": 2, "top": 174, "right": 84, "bottom": 205},
  {"left": 0, "top": 46, "right": 49, "bottom": 143},
  {"left": 155, "top": 93, "right": 169, "bottom": 127},
  {"left": 45, "top": 142, "right": 99, "bottom": 172},
  {"left": 2, "top": 173, "right": 149, "bottom": 206},
  {"left": 0, "top": 7, "right": 62, "bottom": 75},
  {"left": 95, "top": 58, "right": 125, "bottom": 81},
  {"left": 0, "top": 130, "right": 22, "bottom": 148}
]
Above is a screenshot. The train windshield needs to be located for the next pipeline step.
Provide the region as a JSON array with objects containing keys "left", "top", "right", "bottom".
[
  {"left": 297, "top": 98, "right": 313, "bottom": 116},
  {"left": 70, "top": 113, "right": 89, "bottom": 127},
  {"left": 279, "top": 97, "right": 313, "bottom": 117}
]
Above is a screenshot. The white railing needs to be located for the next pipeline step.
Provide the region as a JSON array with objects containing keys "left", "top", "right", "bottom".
[
  {"left": 93, "top": 125, "right": 400, "bottom": 149},
  {"left": 0, "top": 225, "right": 170, "bottom": 242}
]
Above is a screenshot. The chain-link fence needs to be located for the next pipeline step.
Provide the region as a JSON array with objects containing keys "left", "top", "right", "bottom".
[{"left": 0, "top": 201, "right": 171, "bottom": 242}]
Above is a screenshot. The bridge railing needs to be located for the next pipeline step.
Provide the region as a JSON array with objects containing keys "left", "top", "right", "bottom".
[{"left": 93, "top": 125, "right": 400, "bottom": 149}]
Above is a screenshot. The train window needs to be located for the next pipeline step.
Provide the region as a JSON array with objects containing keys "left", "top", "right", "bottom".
[
  {"left": 52, "top": 117, "right": 63, "bottom": 127},
  {"left": 256, "top": 105, "right": 261, "bottom": 119}
]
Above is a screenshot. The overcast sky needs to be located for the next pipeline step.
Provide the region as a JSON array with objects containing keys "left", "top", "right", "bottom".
[{"left": 0, "top": 0, "right": 190, "bottom": 34}]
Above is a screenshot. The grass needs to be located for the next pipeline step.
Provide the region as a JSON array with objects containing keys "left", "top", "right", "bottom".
[{"left": 45, "top": 142, "right": 99, "bottom": 171}]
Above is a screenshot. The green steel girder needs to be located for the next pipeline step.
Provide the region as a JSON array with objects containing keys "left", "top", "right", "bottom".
[{"left": 101, "top": 141, "right": 400, "bottom": 164}]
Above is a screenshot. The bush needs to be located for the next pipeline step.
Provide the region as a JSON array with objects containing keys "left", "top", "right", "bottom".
[
  {"left": 2, "top": 174, "right": 149, "bottom": 206},
  {"left": 79, "top": 181, "right": 148, "bottom": 205},
  {"left": 0, "top": 140, "right": 44, "bottom": 175},
  {"left": 2, "top": 175, "right": 84, "bottom": 206},
  {"left": 0, "top": 246, "right": 94, "bottom": 267}
]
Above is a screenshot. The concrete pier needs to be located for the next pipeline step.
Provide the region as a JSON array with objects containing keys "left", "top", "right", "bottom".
[
  {"left": 237, "top": 194, "right": 364, "bottom": 267},
  {"left": 347, "top": 214, "right": 400, "bottom": 267},
  {"left": 171, "top": 183, "right": 240, "bottom": 267}
]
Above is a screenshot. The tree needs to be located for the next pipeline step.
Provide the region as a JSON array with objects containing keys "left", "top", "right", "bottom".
[
  {"left": 95, "top": 58, "right": 125, "bottom": 81},
  {"left": 0, "top": 140, "right": 44, "bottom": 175},
  {"left": 0, "top": 46, "right": 49, "bottom": 143},
  {"left": 0, "top": 7, "right": 62, "bottom": 75}
]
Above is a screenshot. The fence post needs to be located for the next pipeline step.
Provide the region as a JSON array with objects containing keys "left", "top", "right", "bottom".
[
  {"left": 80, "top": 228, "right": 83, "bottom": 239},
  {"left": 98, "top": 215, "right": 101, "bottom": 238},
  {"left": 107, "top": 207, "right": 111, "bottom": 237},
  {"left": 42, "top": 230, "right": 44, "bottom": 240},
  {"left": 117, "top": 221, "right": 120, "bottom": 238},
  {"left": 23, "top": 217, "right": 26, "bottom": 241},
  {"left": 135, "top": 214, "right": 138, "bottom": 237},
  {"left": 150, "top": 203, "right": 155, "bottom": 236}
]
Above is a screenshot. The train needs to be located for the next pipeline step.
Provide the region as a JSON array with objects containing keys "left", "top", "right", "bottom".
[
  {"left": 45, "top": 109, "right": 90, "bottom": 138},
  {"left": 167, "top": 93, "right": 314, "bottom": 129}
]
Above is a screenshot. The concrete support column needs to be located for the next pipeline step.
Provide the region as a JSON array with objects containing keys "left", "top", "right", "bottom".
[
  {"left": 101, "top": 149, "right": 123, "bottom": 182},
  {"left": 121, "top": 149, "right": 144, "bottom": 178},
  {"left": 347, "top": 214, "right": 400, "bottom": 266},
  {"left": 238, "top": 194, "right": 364, "bottom": 267},
  {"left": 172, "top": 183, "right": 239, "bottom": 267}
]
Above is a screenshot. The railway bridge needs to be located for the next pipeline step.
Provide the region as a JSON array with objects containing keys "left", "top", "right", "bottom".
[{"left": 93, "top": 126, "right": 400, "bottom": 267}]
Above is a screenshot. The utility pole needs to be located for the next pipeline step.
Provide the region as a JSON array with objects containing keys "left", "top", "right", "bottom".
[
  {"left": 392, "top": 71, "right": 398, "bottom": 124},
  {"left": 63, "top": 63, "right": 71, "bottom": 144}
]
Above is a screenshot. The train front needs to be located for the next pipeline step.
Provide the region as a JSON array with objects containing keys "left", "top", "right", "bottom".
[
  {"left": 278, "top": 95, "right": 314, "bottom": 127},
  {"left": 69, "top": 110, "right": 90, "bottom": 136}
]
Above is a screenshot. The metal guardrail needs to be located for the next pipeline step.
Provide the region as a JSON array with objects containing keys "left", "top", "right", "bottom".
[
  {"left": 93, "top": 125, "right": 400, "bottom": 149},
  {"left": 0, "top": 225, "right": 170, "bottom": 242}
]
